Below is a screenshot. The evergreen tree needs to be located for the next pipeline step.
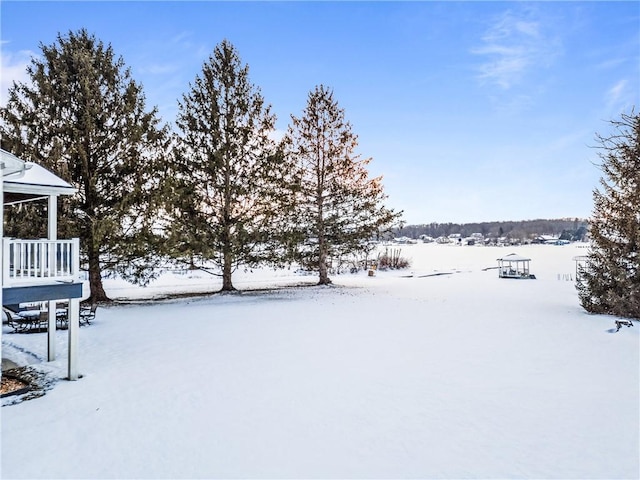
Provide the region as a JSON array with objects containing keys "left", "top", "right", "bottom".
[
  {"left": 0, "top": 29, "right": 169, "bottom": 302},
  {"left": 577, "top": 110, "right": 640, "bottom": 319},
  {"left": 2, "top": 201, "right": 47, "bottom": 240},
  {"left": 169, "top": 40, "right": 291, "bottom": 291},
  {"left": 285, "top": 85, "right": 401, "bottom": 285}
]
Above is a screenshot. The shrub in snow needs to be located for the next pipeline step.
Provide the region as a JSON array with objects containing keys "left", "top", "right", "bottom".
[{"left": 377, "top": 248, "right": 411, "bottom": 270}]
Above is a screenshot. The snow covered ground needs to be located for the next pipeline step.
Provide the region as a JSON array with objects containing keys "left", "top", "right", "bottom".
[{"left": 1, "top": 243, "right": 638, "bottom": 479}]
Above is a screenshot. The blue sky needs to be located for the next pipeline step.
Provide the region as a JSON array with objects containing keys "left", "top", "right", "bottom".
[{"left": 1, "top": 1, "right": 638, "bottom": 225}]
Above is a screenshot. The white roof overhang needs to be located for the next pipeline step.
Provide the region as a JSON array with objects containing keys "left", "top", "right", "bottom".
[
  {"left": 0, "top": 149, "right": 27, "bottom": 177},
  {"left": 2, "top": 150, "right": 77, "bottom": 205}
]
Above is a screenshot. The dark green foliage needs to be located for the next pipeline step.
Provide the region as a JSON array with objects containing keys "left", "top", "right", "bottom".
[
  {"left": 559, "top": 230, "right": 573, "bottom": 241},
  {"left": 0, "top": 29, "right": 169, "bottom": 301},
  {"left": 577, "top": 111, "right": 640, "bottom": 319},
  {"left": 167, "top": 40, "right": 293, "bottom": 291},
  {"left": 3, "top": 201, "right": 47, "bottom": 239},
  {"left": 285, "top": 85, "right": 402, "bottom": 285}
]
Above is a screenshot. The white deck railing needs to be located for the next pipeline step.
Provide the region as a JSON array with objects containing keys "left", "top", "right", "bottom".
[{"left": 2, "top": 238, "right": 80, "bottom": 287}]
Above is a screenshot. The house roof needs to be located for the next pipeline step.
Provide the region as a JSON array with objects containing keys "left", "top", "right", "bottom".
[{"left": 2, "top": 150, "right": 76, "bottom": 205}]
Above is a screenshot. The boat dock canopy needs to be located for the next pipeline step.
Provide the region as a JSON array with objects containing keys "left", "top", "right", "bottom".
[{"left": 497, "top": 253, "right": 534, "bottom": 279}]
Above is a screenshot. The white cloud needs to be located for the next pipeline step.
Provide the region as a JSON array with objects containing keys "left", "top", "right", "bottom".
[
  {"left": 596, "top": 57, "right": 626, "bottom": 70},
  {"left": 138, "top": 63, "right": 180, "bottom": 75},
  {"left": 0, "top": 48, "right": 34, "bottom": 106},
  {"left": 605, "top": 79, "right": 628, "bottom": 108},
  {"left": 601, "top": 78, "right": 638, "bottom": 120},
  {"left": 168, "top": 31, "right": 209, "bottom": 59},
  {"left": 548, "top": 128, "right": 592, "bottom": 152},
  {"left": 472, "top": 8, "right": 561, "bottom": 90}
]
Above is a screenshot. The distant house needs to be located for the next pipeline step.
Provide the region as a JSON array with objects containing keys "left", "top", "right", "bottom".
[
  {"left": 533, "top": 235, "right": 560, "bottom": 244},
  {"left": 1, "top": 149, "right": 83, "bottom": 380},
  {"left": 394, "top": 236, "right": 417, "bottom": 245}
]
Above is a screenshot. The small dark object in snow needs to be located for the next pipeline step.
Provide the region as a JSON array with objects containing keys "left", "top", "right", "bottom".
[{"left": 615, "top": 319, "right": 634, "bottom": 332}]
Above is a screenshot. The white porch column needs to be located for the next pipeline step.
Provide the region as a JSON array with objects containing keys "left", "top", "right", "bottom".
[
  {"left": 68, "top": 298, "right": 80, "bottom": 380},
  {"left": 48, "top": 194, "right": 58, "bottom": 361},
  {"left": 47, "top": 194, "right": 57, "bottom": 240}
]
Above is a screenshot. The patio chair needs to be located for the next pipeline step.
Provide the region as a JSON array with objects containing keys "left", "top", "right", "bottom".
[
  {"left": 33, "top": 311, "right": 49, "bottom": 332},
  {"left": 56, "top": 306, "right": 69, "bottom": 330},
  {"left": 3, "top": 307, "right": 30, "bottom": 333},
  {"left": 80, "top": 304, "right": 97, "bottom": 326}
]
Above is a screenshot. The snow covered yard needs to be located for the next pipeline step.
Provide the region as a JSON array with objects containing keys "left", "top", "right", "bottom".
[{"left": 1, "top": 244, "right": 638, "bottom": 479}]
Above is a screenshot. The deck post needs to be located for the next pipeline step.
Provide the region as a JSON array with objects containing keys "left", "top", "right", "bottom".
[
  {"left": 47, "top": 194, "right": 58, "bottom": 361},
  {"left": 68, "top": 298, "right": 80, "bottom": 380},
  {"left": 47, "top": 301, "right": 56, "bottom": 361}
]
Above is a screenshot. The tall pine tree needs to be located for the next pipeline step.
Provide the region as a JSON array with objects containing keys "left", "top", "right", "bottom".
[
  {"left": 577, "top": 110, "right": 640, "bottom": 319},
  {"left": 0, "top": 29, "right": 169, "bottom": 302},
  {"left": 285, "top": 85, "right": 401, "bottom": 285},
  {"left": 169, "top": 40, "right": 292, "bottom": 291}
]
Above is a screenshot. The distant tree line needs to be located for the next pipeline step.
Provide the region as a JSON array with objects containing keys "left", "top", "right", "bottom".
[
  {"left": 0, "top": 30, "right": 401, "bottom": 301},
  {"left": 395, "top": 218, "right": 589, "bottom": 242}
]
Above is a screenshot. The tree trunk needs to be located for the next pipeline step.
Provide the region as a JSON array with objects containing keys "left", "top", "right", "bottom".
[
  {"left": 316, "top": 187, "right": 331, "bottom": 285},
  {"left": 318, "top": 240, "right": 331, "bottom": 285},
  {"left": 221, "top": 248, "right": 235, "bottom": 291},
  {"left": 87, "top": 246, "right": 110, "bottom": 302}
]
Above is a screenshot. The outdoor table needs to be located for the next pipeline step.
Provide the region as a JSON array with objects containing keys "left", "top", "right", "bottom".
[
  {"left": 8, "top": 309, "right": 46, "bottom": 333},
  {"left": 13, "top": 309, "right": 69, "bottom": 330}
]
